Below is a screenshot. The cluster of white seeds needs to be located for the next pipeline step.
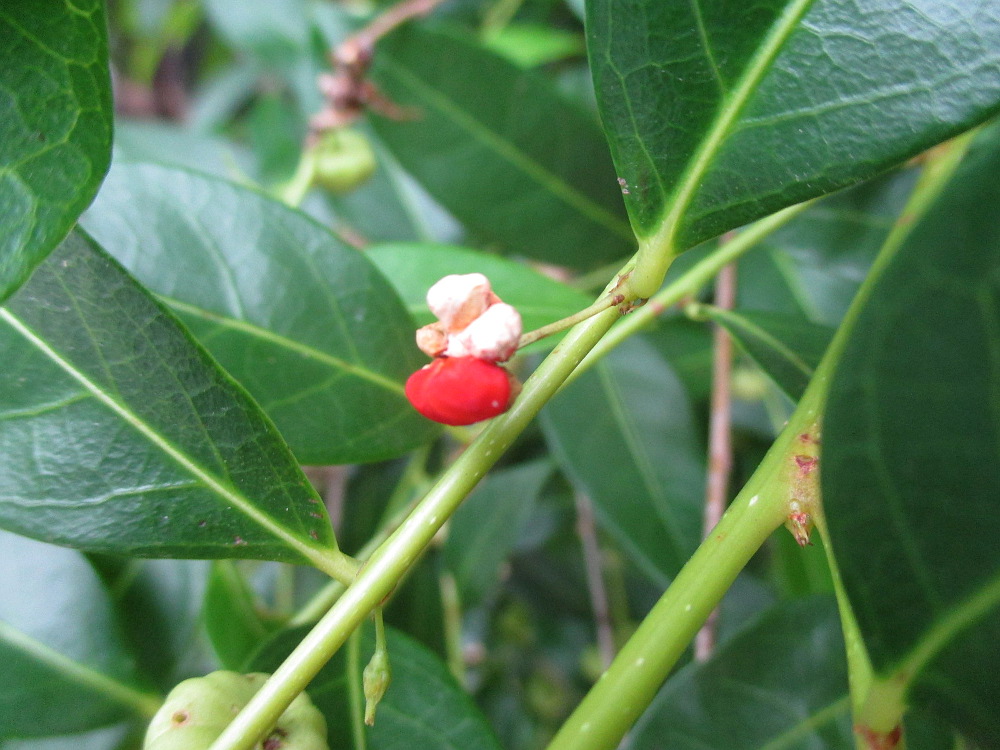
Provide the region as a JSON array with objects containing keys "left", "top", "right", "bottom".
[{"left": 416, "top": 273, "right": 522, "bottom": 362}]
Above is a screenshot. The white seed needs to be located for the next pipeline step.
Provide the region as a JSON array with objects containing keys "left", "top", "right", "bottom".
[
  {"left": 426, "top": 273, "right": 494, "bottom": 331},
  {"left": 445, "top": 303, "right": 522, "bottom": 361}
]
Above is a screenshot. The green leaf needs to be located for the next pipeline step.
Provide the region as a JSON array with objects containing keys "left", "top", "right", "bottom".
[
  {"left": 113, "top": 119, "right": 255, "bottom": 180},
  {"left": 0, "top": 0, "right": 113, "bottom": 302},
  {"left": 588, "top": 0, "right": 1000, "bottom": 282},
  {"left": 369, "top": 25, "right": 634, "bottom": 269},
  {"left": 823, "top": 127, "right": 1000, "bottom": 745},
  {"left": 250, "top": 623, "right": 503, "bottom": 750},
  {"left": 204, "top": 561, "right": 278, "bottom": 670},
  {"left": 737, "top": 168, "right": 918, "bottom": 326},
  {"left": 318, "top": 125, "right": 462, "bottom": 245},
  {"left": 0, "top": 230, "right": 340, "bottom": 571},
  {"left": 482, "top": 23, "right": 586, "bottom": 68},
  {"left": 541, "top": 338, "right": 704, "bottom": 584},
  {"left": 94, "top": 558, "right": 212, "bottom": 692},
  {"left": 444, "top": 460, "right": 553, "bottom": 606},
  {"left": 631, "top": 596, "right": 854, "bottom": 749},
  {"left": 0, "top": 530, "right": 155, "bottom": 738},
  {"left": 82, "top": 162, "right": 436, "bottom": 464},
  {"left": 366, "top": 242, "right": 593, "bottom": 334},
  {"left": 694, "top": 306, "right": 834, "bottom": 401},
  {"left": 1, "top": 725, "right": 132, "bottom": 750}
]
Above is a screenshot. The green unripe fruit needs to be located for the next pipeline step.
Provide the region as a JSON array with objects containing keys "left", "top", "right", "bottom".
[
  {"left": 144, "top": 671, "right": 328, "bottom": 750},
  {"left": 310, "top": 129, "right": 377, "bottom": 194}
]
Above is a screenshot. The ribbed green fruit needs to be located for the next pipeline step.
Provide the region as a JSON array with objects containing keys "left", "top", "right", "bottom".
[
  {"left": 311, "top": 129, "right": 377, "bottom": 193},
  {"left": 144, "top": 671, "right": 327, "bottom": 750}
]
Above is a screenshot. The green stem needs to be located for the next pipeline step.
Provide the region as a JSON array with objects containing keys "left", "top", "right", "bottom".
[
  {"left": 814, "top": 513, "right": 874, "bottom": 720},
  {"left": 276, "top": 150, "right": 316, "bottom": 208},
  {"left": 517, "top": 293, "right": 621, "bottom": 349},
  {"left": 346, "top": 629, "right": 368, "bottom": 750},
  {"left": 289, "top": 448, "right": 433, "bottom": 627},
  {"left": 439, "top": 569, "right": 466, "bottom": 684},
  {"left": 573, "top": 199, "right": 814, "bottom": 383},
  {"left": 208, "top": 304, "right": 623, "bottom": 750}
]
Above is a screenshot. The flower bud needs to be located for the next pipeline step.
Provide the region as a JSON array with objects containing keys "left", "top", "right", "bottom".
[
  {"left": 445, "top": 303, "right": 522, "bottom": 362},
  {"left": 363, "top": 649, "right": 391, "bottom": 726},
  {"left": 426, "top": 273, "right": 495, "bottom": 332}
]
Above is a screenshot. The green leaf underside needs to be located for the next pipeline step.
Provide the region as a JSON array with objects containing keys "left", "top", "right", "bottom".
[
  {"left": 541, "top": 338, "right": 704, "bottom": 584},
  {"left": 82, "top": 163, "right": 435, "bottom": 465},
  {"left": 632, "top": 597, "right": 853, "bottom": 749},
  {"left": 444, "top": 460, "right": 553, "bottom": 606},
  {"left": 0, "top": 0, "right": 113, "bottom": 303},
  {"left": 250, "top": 623, "right": 503, "bottom": 750},
  {"left": 698, "top": 306, "right": 834, "bottom": 401},
  {"left": 370, "top": 25, "right": 634, "bottom": 269},
  {"left": 824, "top": 127, "right": 1000, "bottom": 744},
  {"left": 738, "top": 167, "right": 918, "bottom": 326},
  {"left": 0, "top": 231, "right": 337, "bottom": 566},
  {"left": 367, "top": 242, "right": 592, "bottom": 331},
  {"left": 0, "top": 531, "right": 146, "bottom": 738},
  {"left": 588, "top": 0, "right": 1000, "bottom": 251}
]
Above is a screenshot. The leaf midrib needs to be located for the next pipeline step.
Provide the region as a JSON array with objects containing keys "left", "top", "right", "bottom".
[
  {"left": 0, "top": 619, "right": 161, "bottom": 718},
  {"left": 643, "top": 0, "right": 818, "bottom": 252},
  {"left": 0, "top": 307, "right": 336, "bottom": 571},
  {"left": 706, "top": 306, "right": 816, "bottom": 379},
  {"left": 161, "top": 296, "right": 406, "bottom": 396}
]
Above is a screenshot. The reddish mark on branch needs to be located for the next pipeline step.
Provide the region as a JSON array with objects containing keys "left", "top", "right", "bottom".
[
  {"left": 856, "top": 724, "right": 902, "bottom": 750},
  {"left": 795, "top": 455, "right": 818, "bottom": 474},
  {"left": 233, "top": 536, "right": 247, "bottom": 546}
]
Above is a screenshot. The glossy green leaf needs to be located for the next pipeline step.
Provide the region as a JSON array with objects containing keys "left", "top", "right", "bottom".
[
  {"left": 737, "top": 168, "right": 918, "bottom": 326},
  {"left": 0, "top": 0, "right": 113, "bottom": 302},
  {"left": 0, "top": 231, "right": 339, "bottom": 569},
  {"left": 367, "top": 242, "right": 593, "bottom": 332},
  {"left": 631, "top": 596, "right": 854, "bottom": 749},
  {"left": 204, "top": 561, "right": 277, "bottom": 670},
  {"left": 0, "top": 530, "right": 153, "bottom": 738},
  {"left": 695, "top": 306, "right": 834, "bottom": 401},
  {"left": 82, "top": 163, "right": 436, "bottom": 465},
  {"left": 444, "top": 460, "right": 553, "bottom": 606},
  {"left": 541, "top": 338, "right": 704, "bottom": 585},
  {"left": 369, "top": 25, "right": 634, "bottom": 269},
  {"left": 588, "top": 0, "right": 1000, "bottom": 254},
  {"left": 823, "top": 128, "right": 1000, "bottom": 745},
  {"left": 250, "top": 623, "right": 503, "bottom": 750}
]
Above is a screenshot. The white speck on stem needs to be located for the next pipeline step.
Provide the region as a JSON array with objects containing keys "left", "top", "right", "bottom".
[
  {"left": 684, "top": 603, "right": 692, "bottom": 612},
  {"left": 749, "top": 494, "right": 759, "bottom": 507},
  {"left": 428, "top": 515, "right": 438, "bottom": 525},
  {"left": 581, "top": 722, "right": 592, "bottom": 733},
  {"left": 635, "top": 657, "right": 645, "bottom": 667}
]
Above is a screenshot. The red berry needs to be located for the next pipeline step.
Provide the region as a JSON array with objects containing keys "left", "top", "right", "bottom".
[{"left": 405, "top": 357, "right": 513, "bottom": 426}]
